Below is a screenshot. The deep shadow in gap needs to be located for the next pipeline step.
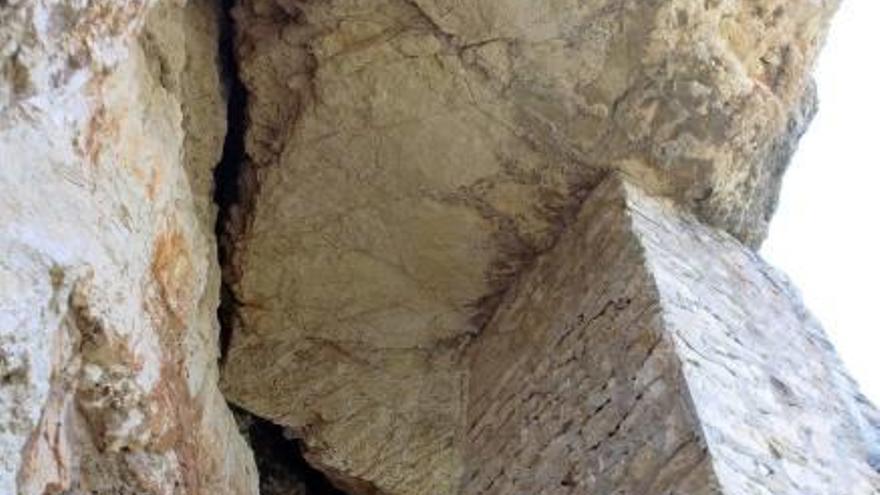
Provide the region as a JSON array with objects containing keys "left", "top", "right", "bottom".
[
  {"left": 233, "top": 405, "right": 351, "bottom": 495},
  {"left": 213, "top": 0, "right": 248, "bottom": 364}
]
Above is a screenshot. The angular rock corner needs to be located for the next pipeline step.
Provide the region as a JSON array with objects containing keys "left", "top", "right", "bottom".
[
  {"left": 0, "top": 0, "right": 877, "bottom": 494},
  {"left": 464, "top": 176, "right": 880, "bottom": 494}
]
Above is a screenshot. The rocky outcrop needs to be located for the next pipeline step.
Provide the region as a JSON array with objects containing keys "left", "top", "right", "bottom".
[
  {"left": 220, "top": 0, "right": 846, "bottom": 493},
  {"left": 0, "top": 1, "right": 257, "bottom": 493},
  {"left": 2, "top": 0, "right": 876, "bottom": 494},
  {"left": 464, "top": 176, "right": 880, "bottom": 494}
]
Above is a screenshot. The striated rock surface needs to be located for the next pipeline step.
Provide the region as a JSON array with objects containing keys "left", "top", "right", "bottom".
[
  {"left": 0, "top": 1, "right": 257, "bottom": 493},
  {"left": 464, "top": 176, "right": 880, "bottom": 494},
  {"left": 221, "top": 0, "right": 843, "bottom": 492},
  {"left": 631, "top": 180, "right": 880, "bottom": 494},
  {"left": 463, "top": 176, "right": 716, "bottom": 494}
]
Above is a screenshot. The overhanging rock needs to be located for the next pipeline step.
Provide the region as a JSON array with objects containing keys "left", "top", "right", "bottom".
[
  {"left": 226, "top": 171, "right": 880, "bottom": 494},
  {"left": 465, "top": 176, "right": 880, "bottom": 494},
  {"left": 3, "top": 0, "right": 873, "bottom": 493},
  {"left": 221, "top": 1, "right": 848, "bottom": 492}
]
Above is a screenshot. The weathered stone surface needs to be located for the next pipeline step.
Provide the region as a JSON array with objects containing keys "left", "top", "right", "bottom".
[
  {"left": 631, "top": 182, "right": 880, "bottom": 494},
  {"left": 0, "top": 1, "right": 258, "bottom": 493},
  {"left": 2, "top": 0, "right": 870, "bottom": 494},
  {"left": 464, "top": 177, "right": 717, "bottom": 494},
  {"left": 465, "top": 176, "right": 880, "bottom": 494},
  {"left": 222, "top": 0, "right": 841, "bottom": 492},
  {"left": 0, "top": 0, "right": 151, "bottom": 113}
]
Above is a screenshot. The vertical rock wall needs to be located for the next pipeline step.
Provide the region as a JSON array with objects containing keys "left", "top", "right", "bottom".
[
  {"left": 0, "top": 1, "right": 257, "bottom": 493},
  {"left": 464, "top": 176, "right": 880, "bottom": 494},
  {"left": 464, "top": 178, "right": 720, "bottom": 494}
]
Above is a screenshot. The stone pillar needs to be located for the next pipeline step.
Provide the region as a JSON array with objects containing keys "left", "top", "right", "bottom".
[{"left": 464, "top": 176, "right": 880, "bottom": 494}]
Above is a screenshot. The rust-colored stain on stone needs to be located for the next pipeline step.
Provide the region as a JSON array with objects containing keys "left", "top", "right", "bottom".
[
  {"left": 81, "top": 104, "right": 120, "bottom": 166},
  {"left": 151, "top": 224, "right": 196, "bottom": 322},
  {"left": 151, "top": 358, "right": 202, "bottom": 494}
]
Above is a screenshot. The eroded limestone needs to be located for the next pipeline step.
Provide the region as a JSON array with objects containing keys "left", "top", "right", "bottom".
[
  {"left": 465, "top": 176, "right": 880, "bottom": 494},
  {"left": 0, "top": 1, "right": 258, "bottom": 493},
  {"left": 221, "top": 0, "right": 841, "bottom": 492},
  {"left": 1, "top": 0, "right": 871, "bottom": 494},
  {"left": 463, "top": 177, "right": 716, "bottom": 494}
]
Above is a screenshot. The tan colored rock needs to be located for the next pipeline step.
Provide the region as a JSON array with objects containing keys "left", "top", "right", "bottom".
[
  {"left": 222, "top": 0, "right": 841, "bottom": 492},
  {"left": 0, "top": 1, "right": 258, "bottom": 493},
  {"left": 464, "top": 176, "right": 712, "bottom": 494},
  {"left": 1, "top": 0, "right": 868, "bottom": 493},
  {"left": 464, "top": 176, "right": 880, "bottom": 494}
]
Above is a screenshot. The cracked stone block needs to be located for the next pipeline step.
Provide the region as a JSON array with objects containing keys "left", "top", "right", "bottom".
[
  {"left": 464, "top": 176, "right": 880, "bottom": 494},
  {"left": 222, "top": 0, "right": 843, "bottom": 492},
  {"left": 1, "top": 0, "right": 867, "bottom": 492}
]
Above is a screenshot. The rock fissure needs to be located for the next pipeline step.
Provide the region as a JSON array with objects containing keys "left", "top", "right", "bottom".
[
  {"left": 234, "top": 407, "right": 359, "bottom": 495},
  {"left": 214, "top": 0, "right": 249, "bottom": 365},
  {"left": 6, "top": 0, "right": 878, "bottom": 493},
  {"left": 212, "top": 2, "right": 364, "bottom": 493}
]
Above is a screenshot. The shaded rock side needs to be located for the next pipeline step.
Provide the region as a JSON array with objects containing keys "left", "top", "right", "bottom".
[
  {"left": 0, "top": 1, "right": 258, "bottom": 493},
  {"left": 464, "top": 176, "right": 880, "bottom": 494},
  {"left": 222, "top": 0, "right": 840, "bottom": 493},
  {"left": 464, "top": 176, "right": 717, "bottom": 494}
]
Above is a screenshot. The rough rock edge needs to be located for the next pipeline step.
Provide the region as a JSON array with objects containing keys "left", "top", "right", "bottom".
[{"left": 209, "top": 1, "right": 366, "bottom": 492}]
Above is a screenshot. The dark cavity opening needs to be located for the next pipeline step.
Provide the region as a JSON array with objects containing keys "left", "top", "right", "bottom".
[
  {"left": 213, "top": 0, "right": 248, "bottom": 364},
  {"left": 233, "top": 406, "right": 352, "bottom": 495}
]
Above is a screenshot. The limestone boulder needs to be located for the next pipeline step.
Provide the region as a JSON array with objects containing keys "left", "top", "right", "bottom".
[
  {"left": 0, "top": 1, "right": 258, "bottom": 493},
  {"left": 464, "top": 176, "right": 880, "bottom": 494},
  {"left": 222, "top": 0, "right": 840, "bottom": 492}
]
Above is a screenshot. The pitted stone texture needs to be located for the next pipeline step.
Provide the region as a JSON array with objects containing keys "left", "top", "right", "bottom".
[
  {"left": 223, "top": 0, "right": 838, "bottom": 492},
  {"left": 0, "top": 1, "right": 258, "bottom": 493},
  {"left": 465, "top": 176, "right": 880, "bottom": 494}
]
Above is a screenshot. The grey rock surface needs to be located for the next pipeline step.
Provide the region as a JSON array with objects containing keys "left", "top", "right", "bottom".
[{"left": 632, "top": 180, "right": 880, "bottom": 494}]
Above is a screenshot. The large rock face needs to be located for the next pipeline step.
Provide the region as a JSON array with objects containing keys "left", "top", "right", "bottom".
[
  {"left": 464, "top": 176, "right": 880, "bottom": 494},
  {"left": 0, "top": 1, "right": 257, "bottom": 493},
  {"left": 2, "top": 0, "right": 876, "bottom": 494},
  {"left": 221, "top": 0, "right": 842, "bottom": 493},
  {"left": 463, "top": 176, "right": 714, "bottom": 494}
]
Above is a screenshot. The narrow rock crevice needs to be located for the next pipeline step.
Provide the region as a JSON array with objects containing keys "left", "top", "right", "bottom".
[
  {"left": 213, "top": 0, "right": 316, "bottom": 364},
  {"left": 211, "top": 2, "right": 359, "bottom": 494},
  {"left": 213, "top": 0, "right": 248, "bottom": 364}
]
